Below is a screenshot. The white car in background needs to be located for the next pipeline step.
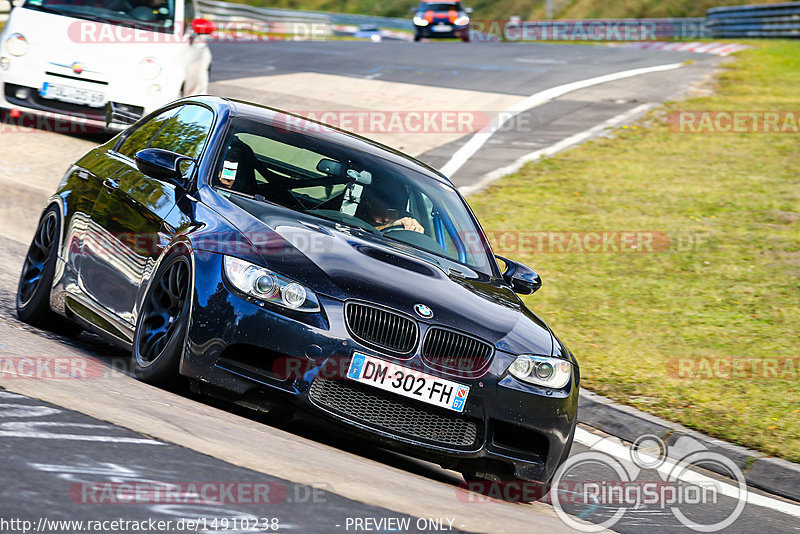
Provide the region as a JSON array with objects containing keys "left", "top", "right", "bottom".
[{"left": 0, "top": 0, "right": 214, "bottom": 131}]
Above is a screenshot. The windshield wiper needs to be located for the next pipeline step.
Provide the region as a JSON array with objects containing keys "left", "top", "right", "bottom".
[
  {"left": 22, "top": 3, "right": 64, "bottom": 15},
  {"left": 30, "top": 6, "right": 164, "bottom": 28}
]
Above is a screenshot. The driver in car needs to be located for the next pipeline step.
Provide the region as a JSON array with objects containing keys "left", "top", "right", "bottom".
[{"left": 361, "top": 182, "right": 425, "bottom": 233}]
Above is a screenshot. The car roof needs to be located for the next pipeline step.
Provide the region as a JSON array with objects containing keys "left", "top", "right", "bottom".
[{"left": 187, "top": 95, "right": 452, "bottom": 186}]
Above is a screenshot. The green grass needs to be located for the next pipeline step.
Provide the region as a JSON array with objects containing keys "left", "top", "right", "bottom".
[
  {"left": 467, "top": 40, "right": 800, "bottom": 461},
  {"left": 238, "top": 0, "right": 782, "bottom": 22}
]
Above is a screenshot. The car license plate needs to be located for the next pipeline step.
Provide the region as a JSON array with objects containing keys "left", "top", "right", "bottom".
[
  {"left": 432, "top": 24, "right": 452, "bottom": 32},
  {"left": 40, "top": 82, "right": 105, "bottom": 108},
  {"left": 346, "top": 353, "right": 469, "bottom": 412}
]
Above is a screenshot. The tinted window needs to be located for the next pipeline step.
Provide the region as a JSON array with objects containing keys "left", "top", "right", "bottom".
[
  {"left": 420, "top": 2, "right": 461, "bottom": 12},
  {"left": 23, "top": 0, "right": 176, "bottom": 31},
  {"left": 117, "top": 107, "right": 180, "bottom": 159},
  {"left": 184, "top": 0, "right": 195, "bottom": 28},
  {"left": 149, "top": 105, "right": 214, "bottom": 159}
]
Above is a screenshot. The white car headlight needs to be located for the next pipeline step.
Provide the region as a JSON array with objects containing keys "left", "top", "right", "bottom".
[
  {"left": 137, "top": 57, "right": 162, "bottom": 80},
  {"left": 454, "top": 16, "right": 470, "bottom": 26},
  {"left": 223, "top": 256, "right": 320, "bottom": 312},
  {"left": 6, "top": 34, "right": 28, "bottom": 57},
  {"left": 508, "top": 355, "right": 572, "bottom": 389},
  {"left": 413, "top": 16, "right": 429, "bottom": 26}
]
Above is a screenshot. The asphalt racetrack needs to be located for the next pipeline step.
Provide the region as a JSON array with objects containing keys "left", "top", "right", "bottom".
[{"left": 1, "top": 40, "right": 799, "bottom": 533}]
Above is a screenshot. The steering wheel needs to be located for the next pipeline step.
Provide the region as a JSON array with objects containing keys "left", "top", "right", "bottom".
[{"left": 130, "top": 5, "right": 156, "bottom": 20}]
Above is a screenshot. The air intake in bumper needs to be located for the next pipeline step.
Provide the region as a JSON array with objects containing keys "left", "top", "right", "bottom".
[{"left": 309, "top": 376, "right": 478, "bottom": 448}]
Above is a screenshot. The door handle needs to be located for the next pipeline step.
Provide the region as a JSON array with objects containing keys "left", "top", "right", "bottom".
[{"left": 103, "top": 178, "right": 120, "bottom": 191}]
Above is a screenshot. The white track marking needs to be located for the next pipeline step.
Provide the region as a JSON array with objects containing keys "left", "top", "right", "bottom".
[
  {"left": 0, "top": 421, "right": 165, "bottom": 444},
  {"left": 459, "top": 103, "right": 653, "bottom": 196},
  {"left": 574, "top": 428, "right": 800, "bottom": 519},
  {"left": 0, "top": 404, "right": 61, "bottom": 418},
  {"left": 440, "top": 62, "right": 683, "bottom": 178}
]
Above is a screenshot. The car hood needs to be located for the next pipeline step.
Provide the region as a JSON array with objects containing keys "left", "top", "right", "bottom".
[{"left": 214, "top": 196, "right": 555, "bottom": 357}]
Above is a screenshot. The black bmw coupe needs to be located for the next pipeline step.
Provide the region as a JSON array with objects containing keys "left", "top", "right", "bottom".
[{"left": 17, "top": 96, "right": 579, "bottom": 491}]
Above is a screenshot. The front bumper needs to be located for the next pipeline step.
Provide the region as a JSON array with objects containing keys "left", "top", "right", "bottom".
[
  {"left": 414, "top": 24, "right": 470, "bottom": 39},
  {"left": 182, "top": 251, "right": 579, "bottom": 482},
  {"left": 1, "top": 81, "right": 143, "bottom": 132},
  {"left": 0, "top": 54, "right": 174, "bottom": 131}
]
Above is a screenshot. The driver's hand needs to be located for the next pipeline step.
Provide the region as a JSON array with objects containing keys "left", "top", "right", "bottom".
[{"left": 394, "top": 217, "right": 424, "bottom": 233}]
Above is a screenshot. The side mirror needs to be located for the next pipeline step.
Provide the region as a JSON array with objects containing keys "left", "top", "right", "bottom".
[
  {"left": 192, "top": 18, "right": 215, "bottom": 35},
  {"left": 465, "top": 7, "right": 473, "bottom": 13},
  {"left": 496, "top": 255, "right": 541, "bottom": 295},
  {"left": 135, "top": 148, "right": 194, "bottom": 184}
]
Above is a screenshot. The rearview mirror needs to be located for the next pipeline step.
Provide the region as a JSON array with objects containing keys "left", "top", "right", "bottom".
[
  {"left": 465, "top": 7, "right": 473, "bottom": 13},
  {"left": 135, "top": 148, "right": 194, "bottom": 184},
  {"left": 496, "top": 255, "right": 541, "bottom": 295}
]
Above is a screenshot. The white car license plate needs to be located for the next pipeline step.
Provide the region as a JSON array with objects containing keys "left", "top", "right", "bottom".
[
  {"left": 432, "top": 24, "right": 452, "bottom": 32},
  {"left": 40, "top": 82, "right": 105, "bottom": 108},
  {"left": 346, "top": 353, "right": 470, "bottom": 412}
]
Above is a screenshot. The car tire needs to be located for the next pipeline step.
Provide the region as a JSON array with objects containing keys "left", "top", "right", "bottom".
[
  {"left": 132, "top": 251, "right": 192, "bottom": 385},
  {"left": 16, "top": 205, "right": 82, "bottom": 336},
  {"left": 414, "top": 34, "right": 421, "bottom": 42},
  {"left": 461, "top": 35, "right": 470, "bottom": 42}
]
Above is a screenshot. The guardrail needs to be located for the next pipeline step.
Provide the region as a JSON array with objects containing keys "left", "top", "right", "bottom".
[
  {"left": 707, "top": 1, "right": 800, "bottom": 38},
  {"left": 196, "top": 0, "right": 412, "bottom": 34}
]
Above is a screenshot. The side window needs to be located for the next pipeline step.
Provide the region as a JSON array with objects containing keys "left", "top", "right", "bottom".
[
  {"left": 184, "top": 0, "right": 196, "bottom": 32},
  {"left": 116, "top": 107, "right": 180, "bottom": 159},
  {"left": 149, "top": 105, "right": 215, "bottom": 159}
]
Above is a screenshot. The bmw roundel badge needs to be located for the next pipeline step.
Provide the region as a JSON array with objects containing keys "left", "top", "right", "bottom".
[{"left": 414, "top": 304, "right": 433, "bottom": 318}]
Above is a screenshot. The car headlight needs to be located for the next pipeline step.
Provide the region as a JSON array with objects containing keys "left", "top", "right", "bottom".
[
  {"left": 413, "top": 16, "right": 429, "bottom": 26},
  {"left": 6, "top": 34, "right": 28, "bottom": 57},
  {"left": 508, "top": 355, "right": 572, "bottom": 389},
  {"left": 136, "top": 57, "right": 161, "bottom": 80},
  {"left": 454, "top": 16, "right": 470, "bottom": 26},
  {"left": 223, "top": 256, "right": 320, "bottom": 312}
]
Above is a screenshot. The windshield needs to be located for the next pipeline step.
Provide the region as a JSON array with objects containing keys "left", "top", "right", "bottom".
[
  {"left": 23, "top": 0, "right": 176, "bottom": 30},
  {"left": 419, "top": 2, "right": 462, "bottom": 12},
  {"left": 212, "top": 118, "right": 496, "bottom": 277}
]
